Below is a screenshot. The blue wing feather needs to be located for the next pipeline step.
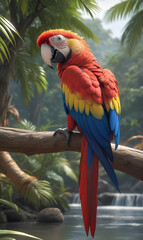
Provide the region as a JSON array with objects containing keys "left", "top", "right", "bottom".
[
  {"left": 61, "top": 87, "right": 120, "bottom": 191},
  {"left": 110, "top": 109, "right": 120, "bottom": 149},
  {"left": 69, "top": 106, "right": 119, "bottom": 191}
]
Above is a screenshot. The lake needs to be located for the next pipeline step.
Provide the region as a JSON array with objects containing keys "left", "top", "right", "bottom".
[{"left": 2, "top": 204, "right": 143, "bottom": 240}]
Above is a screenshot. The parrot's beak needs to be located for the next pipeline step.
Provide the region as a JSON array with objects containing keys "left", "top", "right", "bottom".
[
  {"left": 41, "top": 43, "right": 67, "bottom": 68},
  {"left": 41, "top": 43, "right": 53, "bottom": 68}
]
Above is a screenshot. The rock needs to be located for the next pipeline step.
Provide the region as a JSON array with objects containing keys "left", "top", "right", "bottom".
[
  {"left": 21, "top": 209, "right": 37, "bottom": 220},
  {"left": 37, "top": 208, "right": 64, "bottom": 223},
  {"left": 98, "top": 192, "right": 115, "bottom": 205},
  {"left": 0, "top": 211, "right": 7, "bottom": 224},
  {"left": 4, "top": 208, "right": 27, "bottom": 222},
  {"left": 132, "top": 181, "right": 143, "bottom": 193},
  {"left": 98, "top": 179, "right": 114, "bottom": 194}
]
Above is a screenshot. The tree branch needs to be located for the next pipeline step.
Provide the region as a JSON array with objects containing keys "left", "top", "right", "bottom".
[{"left": 0, "top": 127, "right": 143, "bottom": 181}]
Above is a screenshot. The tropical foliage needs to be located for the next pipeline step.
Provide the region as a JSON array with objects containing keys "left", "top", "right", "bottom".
[
  {"left": 105, "top": 0, "right": 143, "bottom": 52},
  {"left": 0, "top": 15, "right": 21, "bottom": 63},
  {"left": 0, "top": 198, "right": 18, "bottom": 212}
]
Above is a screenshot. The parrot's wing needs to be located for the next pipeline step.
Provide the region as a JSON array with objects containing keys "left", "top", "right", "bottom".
[
  {"left": 61, "top": 65, "right": 120, "bottom": 191},
  {"left": 98, "top": 68, "right": 121, "bottom": 149}
]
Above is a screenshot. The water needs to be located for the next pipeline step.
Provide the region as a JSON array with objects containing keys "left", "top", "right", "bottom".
[
  {"left": 112, "top": 193, "right": 143, "bottom": 206},
  {"left": 1, "top": 204, "right": 143, "bottom": 240}
]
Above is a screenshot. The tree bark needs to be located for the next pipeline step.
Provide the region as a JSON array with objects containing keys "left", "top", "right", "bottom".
[
  {"left": 0, "top": 127, "right": 143, "bottom": 181},
  {"left": 0, "top": 62, "right": 13, "bottom": 126},
  {"left": 0, "top": 151, "right": 37, "bottom": 195}
]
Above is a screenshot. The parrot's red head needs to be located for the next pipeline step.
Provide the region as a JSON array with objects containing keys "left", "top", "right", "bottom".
[{"left": 37, "top": 29, "right": 90, "bottom": 68}]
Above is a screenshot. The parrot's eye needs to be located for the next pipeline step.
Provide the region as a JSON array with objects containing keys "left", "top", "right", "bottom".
[{"left": 56, "top": 35, "right": 63, "bottom": 42}]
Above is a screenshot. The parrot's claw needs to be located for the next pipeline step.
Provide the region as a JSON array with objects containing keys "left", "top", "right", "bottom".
[{"left": 53, "top": 128, "right": 72, "bottom": 146}]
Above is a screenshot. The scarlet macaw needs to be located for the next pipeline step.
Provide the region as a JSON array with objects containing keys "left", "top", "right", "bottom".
[{"left": 37, "top": 29, "right": 121, "bottom": 237}]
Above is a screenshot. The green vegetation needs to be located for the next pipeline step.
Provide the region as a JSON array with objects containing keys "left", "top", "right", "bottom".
[
  {"left": 105, "top": 0, "right": 143, "bottom": 53},
  {"left": 0, "top": 15, "right": 22, "bottom": 63}
]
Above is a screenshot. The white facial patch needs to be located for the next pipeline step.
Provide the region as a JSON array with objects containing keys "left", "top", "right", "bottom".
[{"left": 49, "top": 35, "right": 70, "bottom": 58}]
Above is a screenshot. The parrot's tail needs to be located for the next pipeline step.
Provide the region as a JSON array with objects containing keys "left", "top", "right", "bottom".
[{"left": 79, "top": 135, "right": 99, "bottom": 237}]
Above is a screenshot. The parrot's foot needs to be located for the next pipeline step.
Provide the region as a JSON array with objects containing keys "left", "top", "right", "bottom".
[{"left": 53, "top": 128, "right": 72, "bottom": 146}]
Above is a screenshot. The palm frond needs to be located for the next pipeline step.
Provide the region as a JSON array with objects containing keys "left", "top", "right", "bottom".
[
  {"left": 121, "top": 10, "right": 143, "bottom": 52},
  {"left": 46, "top": 171, "right": 64, "bottom": 188},
  {"left": 0, "top": 15, "right": 22, "bottom": 63},
  {"left": 24, "top": 180, "right": 54, "bottom": 208},
  {"left": 105, "top": 0, "right": 143, "bottom": 21},
  {"left": 14, "top": 49, "right": 48, "bottom": 104},
  {"left": 18, "top": 119, "right": 36, "bottom": 131},
  {"left": 70, "top": 16, "right": 99, "bottom": 43},
  {"left": 76, "top": 0, "right": 100, "bottom": 18},
  {"left": 53, "top": 157, "right": 78, "bottom": 181},
  {"left": 0, "top": 198, "right": 18, "bottom": 212}
]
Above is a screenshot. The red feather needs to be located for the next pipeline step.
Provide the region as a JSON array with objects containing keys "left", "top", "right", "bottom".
[
  {"left": 88, "top": 155, "right": 99, "bottom": 237},
  {"left": 79, "top": 135, "right": 99, "bottom": 237},
  {"left": 79, "top": 135, "right": 89, "bottom": 236}
]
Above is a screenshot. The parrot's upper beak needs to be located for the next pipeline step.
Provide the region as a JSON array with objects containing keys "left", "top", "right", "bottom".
[
  {"left": 41, "top": 43, "right": 53, "bottom": 68},
  {"left": 41, "top": 43, "right": 67, "bottom": 68}
]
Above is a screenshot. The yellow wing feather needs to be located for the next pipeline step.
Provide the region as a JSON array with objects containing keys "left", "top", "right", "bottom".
[
  {"left": 62, "top": 83, "right": 105, "bottom": 119},
  {"left": 69, "top": 92, "right": 75, "bottom": 109}
]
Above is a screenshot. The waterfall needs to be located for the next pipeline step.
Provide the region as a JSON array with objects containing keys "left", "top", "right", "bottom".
[
  {"left": 72, "top": 193, "right": 80, "bottom": 203},
  {"left": 112, "top": 193, "right": 143, "bottom": 206}
]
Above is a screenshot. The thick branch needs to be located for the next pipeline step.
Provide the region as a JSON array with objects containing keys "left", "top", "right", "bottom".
[{"left": 0, "top": 127, "right": 143, "bottom": 181}]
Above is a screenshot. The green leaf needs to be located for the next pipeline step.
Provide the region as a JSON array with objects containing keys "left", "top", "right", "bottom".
[
  {"left": 0, "top": 37, "right": 11, "bottom": 61},
  {"left": 105, "top": 0, "right": 140, "bottom": 21},
  {"left": 0, "top": 230, "right": 42, "bottom": 240},
  {"left": 0, "top": 237, "right": 16, "bottom": 240},
  {"left": 53, "top": 157, "right": 78, "bottom": 181},
  {"left": 20, "top": 0, "right": 28, "bottom": 16},
  {"left": 0, "top": 15, "right": 22, "bottom": 63},
  {"left": 0, "top": 24, "right": 13, "bottom": 45},
  {"left": 46, "top": 171, "right": 64, "bottom": 188},
  {"left": 24, "top": 180, "right": 54, "bottom": 207},
  {"left": 0, "top": 199, "right": 18, "bottom": 212},
  {"left": 121, "top": 10, "right": 143, "bottom": 52},
  {"left": 19, "top": 119, "right": 36, "bottom": 131},
  {"left": 56, "top": 195, "right": 70, "bottom": 210},
  {"left": 77, "top": 0, "right": 100, "bottom": 18},
  {"left": 0, "top": 53, "right": 4, "bottom": 63},
  {"left": 71, "top": 16, "right": 99, "bottom": 43},
  {"left": 0, "top": 15, "right": 22, "bottom": 40}
]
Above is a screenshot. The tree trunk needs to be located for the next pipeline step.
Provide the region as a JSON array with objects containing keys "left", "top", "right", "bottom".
[
  {"left": 0, "top": 127, "right": 143, "bottom": 181},
  {"left": 0, "top": 62, "right": 12, "bottom": 126},
  {"left": 29, "top": 88, "right": 42, "bottom": 127},
  {"left": 0, "top": 151, "right": 37, "bottom": 195}
]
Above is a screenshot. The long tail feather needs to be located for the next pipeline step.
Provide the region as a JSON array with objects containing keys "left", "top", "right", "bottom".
[
  {"left": 79, "top": 135, "right": 89, "bottom": 236},
  {"left": 79, "top": 135, "right": 99, "bottom": 237},
  {"left": 88, "top": 153, "right": 99, "bottom": 237}
]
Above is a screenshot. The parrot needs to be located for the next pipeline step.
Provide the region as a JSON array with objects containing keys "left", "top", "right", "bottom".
[{"left": 37, "top": 29, "right": 121, "bottom": 238}]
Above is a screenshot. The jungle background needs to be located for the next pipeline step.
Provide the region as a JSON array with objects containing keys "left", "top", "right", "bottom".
[{"left": 0, "top": 0, "right": 143, "bottom": 215}]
